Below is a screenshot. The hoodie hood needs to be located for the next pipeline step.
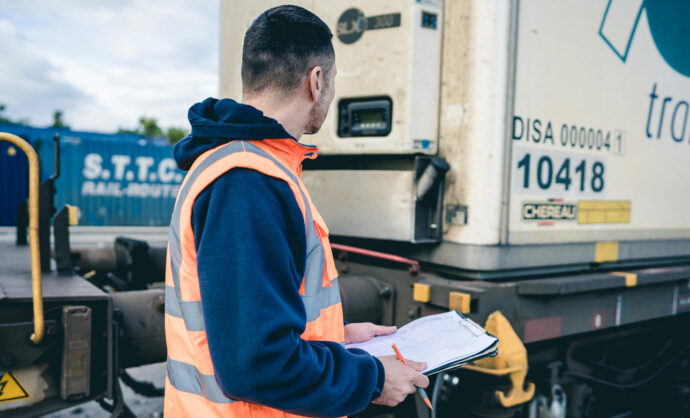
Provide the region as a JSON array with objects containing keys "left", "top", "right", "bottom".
[{"left": 174, "top": 97, "right": 302, "bottom": 170}]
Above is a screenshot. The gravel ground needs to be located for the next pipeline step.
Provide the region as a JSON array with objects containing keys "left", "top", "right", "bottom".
[{"left": 42, "top": 363, "right": 165, "bottom": 418}]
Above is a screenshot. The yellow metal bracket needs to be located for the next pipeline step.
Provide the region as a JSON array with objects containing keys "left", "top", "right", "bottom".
[
  {"left": 66, "top": 204, "right": 79, "bottom": 226},
  {"left": 0, "top": 132, "right": 44, "bottom": 344},
  {"left": 462, "top": 311, "right": 535, "bottom": 407},
  {"left": 449, "top": 291, "right": 471, "bottom": 314},
  {"left": 413, "top": 283, "right": 431, "bottom": 303},
  {"left": 611, "top": 271, "right": 637, "bottom": 287},
  {"left": 595, "top": 241, "right": 619, "bottom": 263}
]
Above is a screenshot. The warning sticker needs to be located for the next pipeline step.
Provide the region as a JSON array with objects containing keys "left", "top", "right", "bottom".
[{"left": 0, "top": 372, "right": 30, "bottom": 403}]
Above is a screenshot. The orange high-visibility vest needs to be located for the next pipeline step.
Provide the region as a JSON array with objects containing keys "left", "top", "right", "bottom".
[{"left": 164, "top": 139, "right": 343, "bottom": 417}]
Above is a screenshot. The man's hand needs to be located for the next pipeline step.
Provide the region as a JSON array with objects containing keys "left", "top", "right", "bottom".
[
  {"left": 372, "top": 355, "right": 429, "bottom": 407},
  {"left": 344, "top": 322, "right": 397, "bottom": 344}
]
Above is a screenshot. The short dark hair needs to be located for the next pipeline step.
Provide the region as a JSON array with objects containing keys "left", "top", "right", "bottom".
[{"left": 241, "top": 5, "right": 335, "bottom": 95}]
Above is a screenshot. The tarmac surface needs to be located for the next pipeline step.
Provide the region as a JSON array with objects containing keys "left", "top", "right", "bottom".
[{"left": 42, "top": 363, "right": 166, "bottom": 418}]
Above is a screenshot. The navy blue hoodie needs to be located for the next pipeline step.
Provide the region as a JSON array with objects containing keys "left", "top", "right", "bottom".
[{"left": 173, "top": 97, "right": 384, "bottom": 417}]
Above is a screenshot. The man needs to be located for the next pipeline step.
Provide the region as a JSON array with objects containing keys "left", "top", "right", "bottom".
[{"left": 164, "top": 5, "right": 429, "bottom": 417}]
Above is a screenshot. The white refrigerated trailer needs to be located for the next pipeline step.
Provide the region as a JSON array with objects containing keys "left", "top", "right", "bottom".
[{"left": 221, "top": 1, "right": 690, "bottom": 417}]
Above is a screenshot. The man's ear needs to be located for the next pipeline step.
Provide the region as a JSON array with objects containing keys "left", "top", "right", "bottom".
[{"left": 307, "top": 65, "right": 324, "bottom": 104}]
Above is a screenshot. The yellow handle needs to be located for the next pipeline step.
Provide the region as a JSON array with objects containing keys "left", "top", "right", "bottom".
[
  {"left": 1, "top": 132, "right": 43, "bottom": 344},
  {"left": 462, "top": 311, "right": 535, "bottom": 407}
]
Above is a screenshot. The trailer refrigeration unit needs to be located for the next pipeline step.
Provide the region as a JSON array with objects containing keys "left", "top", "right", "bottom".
[{"left": 220, "top": 0, "right": 690, "bottom": 416}]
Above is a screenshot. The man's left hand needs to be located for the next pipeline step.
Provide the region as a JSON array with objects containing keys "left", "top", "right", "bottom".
[{"left": 344, "top": 322, "right": 397, "bottom": 344}]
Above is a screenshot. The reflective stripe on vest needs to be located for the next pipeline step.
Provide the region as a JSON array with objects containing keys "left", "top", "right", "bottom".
[{"left": 165, "top": 140, "right": 343, "bottom": 415}]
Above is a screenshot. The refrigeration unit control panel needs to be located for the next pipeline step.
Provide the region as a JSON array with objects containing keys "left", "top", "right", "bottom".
[
  {"left": 338, "top": 97, "right": 392, "bottom": 137},
  {"left": 308, "top": 0, "right": 443, "bottom": 154}
]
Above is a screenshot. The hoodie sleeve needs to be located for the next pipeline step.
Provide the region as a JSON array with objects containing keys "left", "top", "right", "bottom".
[{"left": 191, "top": 167, "right": 384, "bottom": 417}]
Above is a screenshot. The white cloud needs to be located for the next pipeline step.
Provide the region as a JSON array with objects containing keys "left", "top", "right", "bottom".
[
  {"left": 0, "top": 19, "right": 90, "bottom": 125},
  {"left": 0, "top": 0, "right": 219, "bottom": 131}
]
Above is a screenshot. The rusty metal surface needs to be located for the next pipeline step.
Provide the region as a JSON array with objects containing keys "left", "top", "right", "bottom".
[
  {"left": 60, "top": 306, "right": 92, "bottom": 401},
  {"left": 112, "top": 290, "right": 166, "bottom": 368}
]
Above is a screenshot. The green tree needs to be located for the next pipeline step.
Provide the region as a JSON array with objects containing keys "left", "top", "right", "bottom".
[
  {"left": 139, "top": 117, "right": 163, "bottom": 139},
  {"left": 0, "top": 104, "right": 15, "bottom": 124},
  {"left": 166, "top": 127, "right": 188, "bottom": 144},
  {"left": 118, "top": 117, "right": 187, "bottom": 143},
  {"left": 118, "top": 117, "right": 163, "bottom": 139},
  {"left": 117, "top": 127, "right": 140, "bottom": 135},
  {"left": 51, "top": 110, "right": 69, "bottom": 129}
]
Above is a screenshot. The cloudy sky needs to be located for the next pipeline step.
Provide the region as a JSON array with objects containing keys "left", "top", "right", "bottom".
[{"left": 0, "top": 0, "right": 219, "bottom": 132}]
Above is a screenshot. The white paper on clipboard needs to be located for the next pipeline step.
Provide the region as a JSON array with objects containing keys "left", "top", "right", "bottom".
[{"left": 346, "top": 311, "right": 498, "bottom": 375}]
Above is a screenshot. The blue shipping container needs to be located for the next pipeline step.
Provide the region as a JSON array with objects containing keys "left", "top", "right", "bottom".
[
  {"left": 0, "top": 140, "right": 29, "bottom": 226},
  {"left": 0, "top": 124, "right": 183, "bottom": 226}
]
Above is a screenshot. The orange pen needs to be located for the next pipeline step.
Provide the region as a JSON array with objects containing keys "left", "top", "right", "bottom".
[{"left": 391, "top": 344, "right": 432, "bottom": 410}]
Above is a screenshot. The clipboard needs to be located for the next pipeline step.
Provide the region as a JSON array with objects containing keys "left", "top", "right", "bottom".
[{"left": 345, "top": 311, "right": 498, "bottom": 375}]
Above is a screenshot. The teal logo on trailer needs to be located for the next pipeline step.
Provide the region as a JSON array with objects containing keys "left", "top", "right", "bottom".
[{"left": 599, "top": 0, "right": 690, "bottom": 77}]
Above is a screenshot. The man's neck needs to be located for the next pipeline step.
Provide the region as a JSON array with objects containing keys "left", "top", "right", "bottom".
[{"left": 243, "top": 93, "right": 306, "bottom": 140}]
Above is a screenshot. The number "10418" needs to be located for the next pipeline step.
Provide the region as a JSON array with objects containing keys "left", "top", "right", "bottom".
[{"left": 516, "top": 153, "right": 605, "bottom": 193}]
